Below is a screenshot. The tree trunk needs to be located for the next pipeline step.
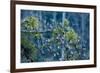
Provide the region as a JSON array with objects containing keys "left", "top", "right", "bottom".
[{"left": 61, "top": 12, "right": 66, "bottom": 60}]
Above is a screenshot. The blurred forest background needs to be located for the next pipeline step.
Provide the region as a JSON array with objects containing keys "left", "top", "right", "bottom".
[{"left": 21, "top": 10, "right": 90, "bottom": 63}]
